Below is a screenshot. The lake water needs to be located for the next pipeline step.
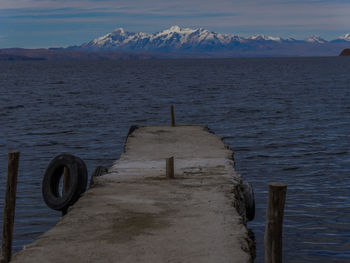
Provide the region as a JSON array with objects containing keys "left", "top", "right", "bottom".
[{"left": 0, "top": 57, "right": 349, "bottom": 262}]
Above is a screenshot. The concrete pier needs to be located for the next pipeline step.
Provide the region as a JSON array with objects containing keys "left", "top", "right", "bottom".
[{"left": 12, "top": 125, "right": 254, "bottom": 263}]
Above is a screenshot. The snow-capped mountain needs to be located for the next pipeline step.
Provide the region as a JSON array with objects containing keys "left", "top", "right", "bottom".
[
  {"left": 75, "top": 26, "right": 350, "bottom": 56},
  {"left": 331, "top": 33, "right": 350, "bottom": 43},
  {"left": 339, "top": 33, "right": 350, "bottom": 41},
  {"left": 305, "top": 36, "right": 327, "bottom": 44},
  {"left": 81, "top": 26, "right": 247, "bottom": 51}
]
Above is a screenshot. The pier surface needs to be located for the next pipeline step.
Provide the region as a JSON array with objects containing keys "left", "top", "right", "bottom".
[{"left": 12, "top": 125, "right": 253, "bottom": 263}]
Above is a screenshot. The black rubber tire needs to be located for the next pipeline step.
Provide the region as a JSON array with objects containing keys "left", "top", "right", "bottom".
[
  {"left": 74, "top": 155, "right": 88, "bottom": 199},
  {"left": 242, "top": 182, "right": 255, "bottom": 221},
  {"left": 42, "top": 154, "right": 88, "bottom": 211}
]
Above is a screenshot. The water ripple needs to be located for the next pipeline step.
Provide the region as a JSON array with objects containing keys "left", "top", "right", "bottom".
[{"left": 0, "top": 58, "right": 349, "bottom": 262}]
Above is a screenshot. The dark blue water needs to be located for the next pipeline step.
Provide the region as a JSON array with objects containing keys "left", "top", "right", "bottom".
[{"left": 0, "top": 58, "right": 349, "bottom": 262}]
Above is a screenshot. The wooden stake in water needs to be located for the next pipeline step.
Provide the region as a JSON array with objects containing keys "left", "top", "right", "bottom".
[
  {"left": 166, "top": 157, "right": 174, "bottom": 179},
  {"left": 264, "top": 182, "right": 287, "bottom": 263},
  {"left": 2, "top": 152, "right": 20, "bottom": 263},
  {"left": 170, "top": 105, "right": 175, "bottom": 127}
]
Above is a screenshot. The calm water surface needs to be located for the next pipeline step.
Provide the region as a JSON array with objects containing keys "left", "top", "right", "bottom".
[{"left": 0, "top": 57, "right": 349, "bottom": 262}]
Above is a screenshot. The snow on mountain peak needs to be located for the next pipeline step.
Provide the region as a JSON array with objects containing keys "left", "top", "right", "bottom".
[
  {"left": 248, "top": 34, "right": 282, "bottom": 41},
  {"left": 338, "top": 33, "right": 350, "bottom": 41},
  {"left": 113, "top": 28, "right": 125, "bottom": 33},
  {"left": 110, "top": 28, "right": 130, "bottom": 38},
  {"left": 169, "top": 25, "right": 181, "bottom": 32},
  {"left": 305, "top": 36, "right": 327, "bottom": 44},
  {"left": 160, "top": 25, "right": 197, "bottom": 35}
]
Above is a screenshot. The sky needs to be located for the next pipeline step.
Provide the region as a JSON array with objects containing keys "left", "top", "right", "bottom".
[{"left": 0, "top": 0, "right": 350, "bottom": 48}]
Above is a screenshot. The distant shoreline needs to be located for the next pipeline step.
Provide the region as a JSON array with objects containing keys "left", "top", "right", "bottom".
[{"left": 0, "top": 48, "right": 347, "bottom": 61}]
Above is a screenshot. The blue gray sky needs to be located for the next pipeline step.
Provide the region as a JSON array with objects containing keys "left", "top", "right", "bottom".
[{"left": 1, "top": 0, "right": 349, "bottom": 48}]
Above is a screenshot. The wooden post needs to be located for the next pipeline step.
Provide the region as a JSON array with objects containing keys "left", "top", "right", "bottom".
[
  {"left": 264, "top": 182, "right": 287, "bottom": 263},
  {"left": 166, "top": 157, "right": 174, "bottom": 178},
  {"left": 2, "top": 152, "right": 20, "bottom": 263},
  {"left": 170, "top": 105, "right": 175, "bottom": 127}
]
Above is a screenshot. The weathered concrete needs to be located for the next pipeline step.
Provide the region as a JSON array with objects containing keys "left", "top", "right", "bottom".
[{"left": 12, "top": 125, "right": 254, "bottom": 263}]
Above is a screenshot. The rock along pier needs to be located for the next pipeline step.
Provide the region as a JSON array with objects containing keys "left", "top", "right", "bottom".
[{"left": 12, "top": 125, "right": 254, "bottom": 263}]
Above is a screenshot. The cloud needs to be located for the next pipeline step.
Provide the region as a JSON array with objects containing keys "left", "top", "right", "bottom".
[
  {"left": 3, "top": 3, "right": 349, "bottom": 32},
  {"left": 2, "top": 0, "right": 349, "bottom": 23}
]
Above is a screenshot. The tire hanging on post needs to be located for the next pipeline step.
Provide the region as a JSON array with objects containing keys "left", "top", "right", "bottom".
[{"left": 42, "top": 154, "right": 88, "bottom": 211}]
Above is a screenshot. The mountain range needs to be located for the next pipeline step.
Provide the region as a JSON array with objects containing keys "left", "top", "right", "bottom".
[
  {"left": 1, "top": 26, "right": 350, "bottom": 60},
  {"left": 72, "top": 26, "right": 350, "bottom": 56}
]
